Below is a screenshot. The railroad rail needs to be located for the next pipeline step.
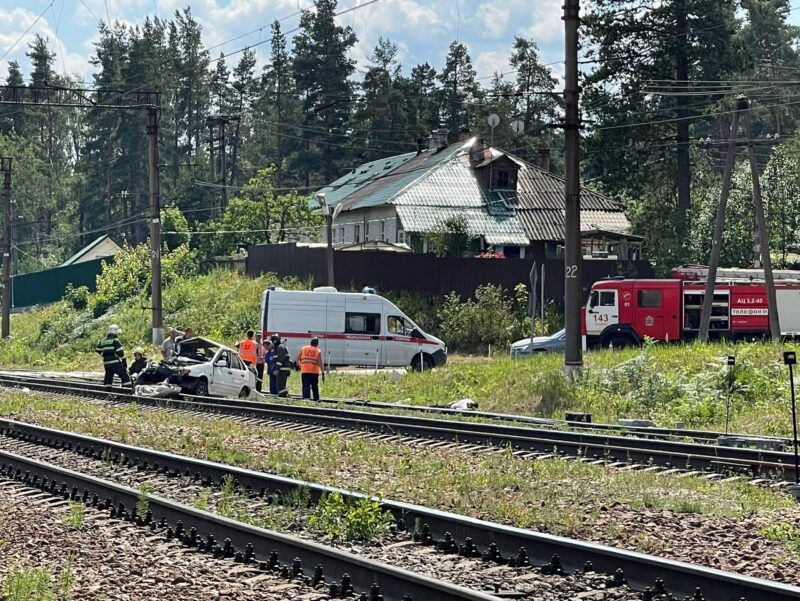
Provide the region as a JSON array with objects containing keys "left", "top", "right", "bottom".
[
  {"left": 1, "top": 416, "right": 798, "bottom": 601},
  {"left": 0, "top": 442, "right": 495, "bottom": 601},
  {"left": 1, "top": 372, "right": 796, "bottom": 483}
]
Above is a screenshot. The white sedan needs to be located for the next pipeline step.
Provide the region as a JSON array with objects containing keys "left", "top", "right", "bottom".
[{"left": 171, "top": 337, "right": 256, "bottom": 398}]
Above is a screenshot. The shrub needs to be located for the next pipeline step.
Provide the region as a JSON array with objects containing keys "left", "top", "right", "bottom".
[
  {"left": 307, "top": 492, "right": 394, "bottom": 542},
  {"left": 437, "top": 284, "right": 517, "bottom": 353},
  {"left": 63, "top": 284, "right": 89, "bottom": 311}
]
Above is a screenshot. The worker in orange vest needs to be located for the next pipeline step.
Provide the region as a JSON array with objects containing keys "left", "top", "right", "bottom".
[
  {"left": 236, "top": 329, "right": 258, "bottom": 368},
  {"left": 298, "top": 337, "right": 324, "bottom": 400}
]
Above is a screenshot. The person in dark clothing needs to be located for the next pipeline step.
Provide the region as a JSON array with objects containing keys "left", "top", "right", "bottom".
[
  {"left": 129, "top": 347, "right": 148, "bottom": 379},
  {"left": 95, "top": 324, "right": 131, "bottom": 390},
  {"left": 264, "top": 340, "right": 277, "bottom": 395},
  {"left": 271, "top": 333, "right": 292, "bottom": 397},
  {"left": 254, "top": 332, "right": 266, "bottom": 392}
]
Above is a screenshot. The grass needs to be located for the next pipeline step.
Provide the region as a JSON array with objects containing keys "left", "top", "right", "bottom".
[
  {"left": 61, "top": 501, "right": 85, "bottom": 530},
  {"left": 4, "top": 566, "right": 56, "bottom": 601},
  {"left": 0, "top": 390, "right": 793, "bottom": 539}
]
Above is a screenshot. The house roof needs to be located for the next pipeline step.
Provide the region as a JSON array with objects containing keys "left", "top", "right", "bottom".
[
  {"left": 314, "top": 138, "right": 629, "bottom": 245},
  {"left": 62, "top": 234, "right": 118, "bottom": 266}
]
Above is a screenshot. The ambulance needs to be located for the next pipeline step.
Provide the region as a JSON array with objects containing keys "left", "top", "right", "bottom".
[{"left": 260, "top": 286, "right": 447, "bottom": 369}]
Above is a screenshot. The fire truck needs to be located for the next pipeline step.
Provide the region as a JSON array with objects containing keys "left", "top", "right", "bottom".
[{"left": 582, "top": 265, "right": 800, "bottom": 348}]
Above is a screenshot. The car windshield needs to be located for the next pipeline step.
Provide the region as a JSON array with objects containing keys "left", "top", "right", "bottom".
[
  {"left": 551, "top": 329, "right": 566, "bottom": 340},
  {"left": 175, "top": 338, "right": 221, "bottom": 363}
]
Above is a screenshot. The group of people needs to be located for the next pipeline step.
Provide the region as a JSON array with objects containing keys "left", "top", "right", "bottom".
[
  {"left": 236, "top": 330, "right": 325, "bottom": 400},
  {"left": 96, "top": 324, "right": 195, "bottom": 390},
  {"left": 96, "top": 322, "right": 326, "bottom": 400}
]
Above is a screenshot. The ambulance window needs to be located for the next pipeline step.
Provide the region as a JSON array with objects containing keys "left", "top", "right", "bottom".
[
  {"left": 638, "top": 290, "right": 662, "bottom": 308},
  {"left": 599, "top": 291, "right": 615, "bottom": 306},
  {"left": 345, "top": 312, "right": 381, "bottom": 335},
  {"left": 388, "top": 316, "right": 409, "bottom": 335}
]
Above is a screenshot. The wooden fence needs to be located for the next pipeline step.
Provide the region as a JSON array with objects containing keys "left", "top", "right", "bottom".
[{"left": 246, "top": 244, "right": 654, "bottom": 302}]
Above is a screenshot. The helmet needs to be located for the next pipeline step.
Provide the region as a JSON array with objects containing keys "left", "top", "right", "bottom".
[
  {"left": 108, "top": 324, "right": 121, "bottom": 335},
  {"left": 310, "top": 337, "right": 319, "bottom": 346},
  {"left": 270, "top": 332, "right": 281, "bottom": 342},
  {"left": 133, "top": 347, "right": 143, "bottom": 355}
]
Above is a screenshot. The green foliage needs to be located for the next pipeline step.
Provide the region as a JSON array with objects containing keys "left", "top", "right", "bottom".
[
  {"left": 62, "top": 501, "right": 85, "bottom": 530},
  {"left": 4, "top": 566, "right": 56, "bottom": 601},
  {"left": 428, "top": 214, "right": 475, "bottom": 258},
  {"left": 307, "top": 492, "right": 394, "bottom": 542},
  {"left": 62, "top": 284, "right": 90, "bottom": 312},
  {"left": 436, "top": 284, "right": 536, "bottom": 353},
  {"left": 136, "top": 482, "right": 152, "bottom": 519},
  {"left": 761, "top": 522, "right": 800, "bottom": 555},
  {"left": 90, "top": 243, "right": 198, "bottom": 317},
  {"left": 161, "top": 205, "right": 191, "bottom": 251}
]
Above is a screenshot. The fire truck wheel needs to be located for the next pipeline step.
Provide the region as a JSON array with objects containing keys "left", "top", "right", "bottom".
[{"left": 606, "top": 334, "right": 633, "bottom": 350}]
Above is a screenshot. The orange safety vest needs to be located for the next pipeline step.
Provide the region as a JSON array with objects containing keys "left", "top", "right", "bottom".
[
  {"left": 239, "top": 338, "right": 257, "bottom": 364},
  {"left": 298, "top": 345, "right": 322, "bottom": 374}
]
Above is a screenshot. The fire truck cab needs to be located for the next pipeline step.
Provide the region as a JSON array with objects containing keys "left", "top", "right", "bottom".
[{"left": 583, "top": 276, "right": 800, "bottom": 348}]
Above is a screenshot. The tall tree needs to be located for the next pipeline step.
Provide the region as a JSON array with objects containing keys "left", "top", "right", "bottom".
[
  {"left": 292, "top": 0, "right": 357, "bottom": 185},
  {"left": 437, "top": 41, "right": 482, "bottom": 134},
  {"left": 1, "top": 61, "right": 25, "bottom": 135}
]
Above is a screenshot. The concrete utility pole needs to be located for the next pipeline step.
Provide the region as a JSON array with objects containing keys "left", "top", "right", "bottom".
[
  {"left": 1, "top": 157, "right": 10, "bottom": 339},
  {"left": 147, "top": 109, "right": 163, "bottom": 346},
  {"left": 743, "top": 97, "right": 781, "bottom": 340},
  {"left": 563, "top": 0, "right": 583, "bottom": 376},
  {"left": 699, "top": 98, "right": 743, "bottom": 342},
  {"left": 316, "top": 193, "right": 335, "bottom": 286}
]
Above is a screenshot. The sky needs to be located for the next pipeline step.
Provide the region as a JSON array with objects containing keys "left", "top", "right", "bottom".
[{"left": 0, "top": 0, "right": 567, "bottom": 87}]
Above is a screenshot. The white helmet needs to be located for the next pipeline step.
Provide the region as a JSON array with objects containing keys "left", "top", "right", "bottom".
[
  {"left": 108, "top": 324, "right": 121, "bottom": 335},
  {"left": 133, "top": 347, "right": 143, "bottom": 355}
]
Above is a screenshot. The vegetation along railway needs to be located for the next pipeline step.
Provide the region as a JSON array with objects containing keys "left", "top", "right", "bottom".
[
  {"left": 1, "top": 372, "right": 797, "bottom": 486},
  {"left": 1, "top": 414, "right": 798, "bottom": 601}
]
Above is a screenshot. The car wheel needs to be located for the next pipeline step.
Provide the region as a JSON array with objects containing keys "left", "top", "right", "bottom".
[
  {"left": 238, "top": 386, "right": 250, "bottom": 399},
  {"left": 410, "top": 354, "right": 434, "bottom": 372},
  {"left": 607, "top": 335, "right": 632, "bottom": 350},
  {"left": 194, "top": 379, "right": 209, "bottom": 396}
]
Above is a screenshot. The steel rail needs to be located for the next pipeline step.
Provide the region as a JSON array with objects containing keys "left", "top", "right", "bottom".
[
  {"left": 1, "top": 417, "right": 799, "bottom": 601},
  {"left": 0, "top": 446, "right": 497, "bottom": 601},
  {"left": 0, "top": 374, "right": 795, "bottom": 480}
]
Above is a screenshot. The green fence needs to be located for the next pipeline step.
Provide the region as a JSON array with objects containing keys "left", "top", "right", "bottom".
[{"left": 11, "top": 257, "right": 109, "bottom": 309}]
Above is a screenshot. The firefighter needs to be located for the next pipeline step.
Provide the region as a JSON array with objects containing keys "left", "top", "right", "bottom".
[
  {"left": 264, "top": 339, "right": 277, "bottom": 395},
  {"left": 129, "top": 347, "right": 148, "bottom": 378},
  {"left": 95, "top": 324, "right": 131, "bottom": 390},
  {"left": 254, "top": 332, "right": 266, "bottom": 392},
  {"left": 271, "top": 333, "right": 292, "bottom": 397},
  {"left": 298, "top": 337, "right": 324, "bottom": 401},
  {"left": 236, "top": 329, "right": 258, "bottom": 367}
]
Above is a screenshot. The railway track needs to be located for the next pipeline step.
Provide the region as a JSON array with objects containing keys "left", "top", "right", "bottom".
[
  {"left": 0, "top": 372, "right": 796, "bottom": 484},
  {"left": 1, "top": 416, "right": 798, "bottom": 601}
]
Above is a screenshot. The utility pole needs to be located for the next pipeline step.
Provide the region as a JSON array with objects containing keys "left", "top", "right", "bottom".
[
  {"left": 743, "top": 97, "right": 781, "bottom": 340},
  {"left": 147, "top": 109, "right": 163, "bottom": 346},
  {"left": 699, "top": 98, "right": 743, "bottom": 342},
  {"left": 563, "top": 0, "right": 583, "bottom": 377},
  {"left": 1, "top": 157, "right": 10, "bottom": 339},
  {"left": 316, "top": 193, "right": 335, "bottom": 286}
]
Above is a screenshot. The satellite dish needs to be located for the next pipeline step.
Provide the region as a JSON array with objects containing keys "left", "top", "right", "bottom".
[
  {"left": 511, "top": 120, "right": 525, "bottom": 134},
  {"left": 487, "top": 113, "right": 500, "bottom": 128}
]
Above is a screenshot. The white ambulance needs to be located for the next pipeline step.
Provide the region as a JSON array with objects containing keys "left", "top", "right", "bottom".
[{"left": 260, "top": 287, "right": 447, "bottom": 370}]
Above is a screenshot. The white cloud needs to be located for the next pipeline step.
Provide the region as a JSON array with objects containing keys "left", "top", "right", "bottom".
[
  {"left": 521, "top": 2, "right": 563, "bottom": 44},
  {"left": 476, "top": 1, "right": 510, "bottom": 39},
  {"left": 475, "top": 49, "right": 511, "bottom": 81}
]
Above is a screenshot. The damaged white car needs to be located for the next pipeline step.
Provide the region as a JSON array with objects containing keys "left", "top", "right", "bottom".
[{"left": 135, "top": 337, "right": 256, "bottom": 398}]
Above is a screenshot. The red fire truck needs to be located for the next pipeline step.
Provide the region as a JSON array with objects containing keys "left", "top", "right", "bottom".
[{"left": 582, "top": 266, "right": 800, "bottom": 348}]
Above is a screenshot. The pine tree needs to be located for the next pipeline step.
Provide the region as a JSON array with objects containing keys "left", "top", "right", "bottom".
[
  {"left": 1, "top": 61, "right": 25, "bottom": 135},
  {"left": 210, "top": 53, "right": 232, "bottom": 115},
  {"left": 292, "top": 0, "right": 357, "bottom": 185},
  {"left": 437, "top": 41, "right": 482, "bottom": 134}
]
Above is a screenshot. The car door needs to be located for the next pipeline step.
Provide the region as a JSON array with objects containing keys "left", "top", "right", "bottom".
[
  {"left": 385, "top": 314, "right": 414, "bottom": 366},
  {"left": 344, "top": 310, "right": 382, "bottom": 366},
  {"left": 209, "top": 350, "right": 235, "bottom": 397},
  {"left": 228, "top": 353, "right": 251, "bottom": 397},
  {"left": 585, "top": 289, "right": 619, "bottom": 337}
]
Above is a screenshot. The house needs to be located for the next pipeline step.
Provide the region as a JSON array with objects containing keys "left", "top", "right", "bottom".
[
  {"left": 314, "top": 133, "right": 635, "bottom": 260},
  {"left": 61, "top": 234, "right": 122, "bottom": 266}
]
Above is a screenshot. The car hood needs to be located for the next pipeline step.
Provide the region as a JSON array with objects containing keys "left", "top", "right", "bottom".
[{"left": 511, "top": 336, "right": 551, "bottom": 349}]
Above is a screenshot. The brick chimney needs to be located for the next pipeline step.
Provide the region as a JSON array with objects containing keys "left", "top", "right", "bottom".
[
  {"left": 429, "top": 125, "right": 449, "bottom": 149},
  {"left": 535, "top": 146, "right": 550, "bottom": 171}
]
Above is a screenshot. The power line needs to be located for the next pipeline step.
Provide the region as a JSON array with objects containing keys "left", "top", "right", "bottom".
[{"left": 0, "top": 1, "right": 55, "bottom": 66}]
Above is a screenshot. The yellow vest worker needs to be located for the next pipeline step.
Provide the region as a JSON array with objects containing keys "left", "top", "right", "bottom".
[
  {"left": 299, "top": 338, "right": 324, "bottom": 400},
  {"left": 238, "top": 330, "right": 258, "bottom": 365}
]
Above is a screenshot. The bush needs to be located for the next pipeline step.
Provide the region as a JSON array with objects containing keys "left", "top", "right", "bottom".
[
  {"left": 63, "top": 284, "right": 89, "bottom": 311},
  {"left": 437, "top": 284, "right": 518, "bottom": 353}
]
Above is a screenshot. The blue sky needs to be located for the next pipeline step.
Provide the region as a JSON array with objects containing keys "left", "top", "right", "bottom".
[{"left": 0, "top": 0, "right": 566, "bottom": 86}]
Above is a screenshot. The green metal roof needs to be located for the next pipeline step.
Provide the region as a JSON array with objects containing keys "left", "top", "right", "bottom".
[{"left": 62, "top": 235, "right": 114, "bottom": 266}]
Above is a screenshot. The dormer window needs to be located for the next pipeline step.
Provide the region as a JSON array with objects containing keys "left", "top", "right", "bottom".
[{"left": 497, "top": 170, "right": 510, "bottom": 188}]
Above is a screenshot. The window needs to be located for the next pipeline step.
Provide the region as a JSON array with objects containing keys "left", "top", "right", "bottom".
[
  {"left": 230, "top": 355, "right": 246, "bottom": 370},
  {"left": 339, "top": 227, "right": 345, "bottom": 242},
  {"left": 397, "top": 229, "right": 406, "bottom": 244},
  {"left": 388, "top": 315, "right": 412, "bottom": 335},
  {"left": 217, "top": 351, "right": 231, "bottom": 367},
  {"left": 365, "top": 222, "right": 370, "bottom": 241},
  {"left": 380, "top": 220, "right": 385, "bottom": 242},
  {"left": 331, "top": 228, "right": 336, "bottom": 243},
  {"left": 497, "top": 170, "right": 510, "bottom": 188},
  {"left": 637, "top": 290, "right": 662, "bottom": 308},
  {"left": 599, "top": 291, "right": 615, "bottom": 306},
  {"left": 354, "top": 224, "right": 361, "bottom": 243},
  {"left": 345, "top": 312, "right": 381, "bottom": 335}
]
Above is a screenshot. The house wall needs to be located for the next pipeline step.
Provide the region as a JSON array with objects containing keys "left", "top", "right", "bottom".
[
  {"left": 324, "top": 206, "right": 404, "bottom": 245},
  {"left": 73, "top": 238, "right": 121, "bottom": 264}
]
